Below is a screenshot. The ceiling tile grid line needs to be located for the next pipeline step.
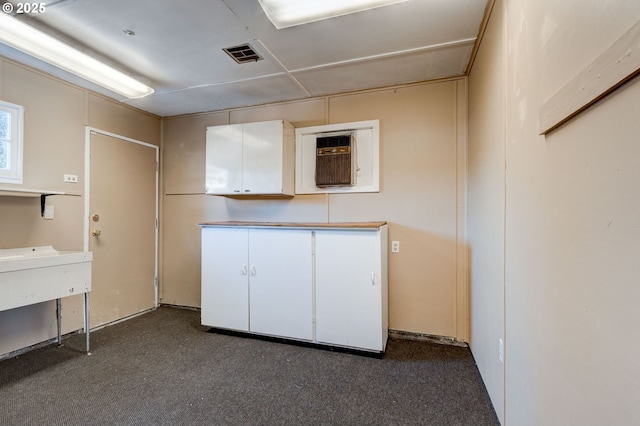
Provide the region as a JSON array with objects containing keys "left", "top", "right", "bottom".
[
  {"left": 285, "top": 37, "right": 478, "bottom": 73},
  {"left": 252, "top": 38, "right": 312, "bottom": 97}
]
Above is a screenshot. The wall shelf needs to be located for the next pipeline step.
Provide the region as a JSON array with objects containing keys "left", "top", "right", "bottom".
[
  {"left": 0, "top": 186, "right": 81, "bottom": 216},
  {"left": 0, "top": 187, "right": 81, "bottom": 197}
]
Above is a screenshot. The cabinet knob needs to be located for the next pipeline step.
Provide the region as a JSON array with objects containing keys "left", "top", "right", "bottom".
[
  {"left": 242, "top": 265, "right": 248, "bottom": 275},
  {"left": 251, "top": 265, "right": 257, "bottom": 276}
]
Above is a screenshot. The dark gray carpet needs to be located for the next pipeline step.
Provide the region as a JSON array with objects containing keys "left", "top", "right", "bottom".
[{"left": 0, "top": 306, "right": 499, "bottom": 425}]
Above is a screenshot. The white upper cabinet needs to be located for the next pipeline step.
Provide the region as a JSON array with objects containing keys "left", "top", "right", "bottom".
[
  {"left": 205, "top": 120, "right": 295, "bottom": 196},
  {"left": 205, "top": 124, "right": 243, "bottom": 196}
]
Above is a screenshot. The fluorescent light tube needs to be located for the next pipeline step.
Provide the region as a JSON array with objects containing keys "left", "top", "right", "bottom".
[
  {"left": 259, "top": 0, "right": 409, "bottom": 29},
  {"left": 0, "top": 13, "right": 154, "bottom": 99}
]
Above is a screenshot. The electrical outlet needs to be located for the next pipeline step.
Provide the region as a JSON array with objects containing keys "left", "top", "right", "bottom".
[
  {"left": 64, "top": 174, "right": 78, "bottom": 183},
  {"left": 499, "top": 338, "right": 504, "bottom": 363},
  {"left": 391, "top": 241, "right": 400, "bottom": 253},
  {"left": 43, "top": 205, "right": 54, "bottom": 220}
]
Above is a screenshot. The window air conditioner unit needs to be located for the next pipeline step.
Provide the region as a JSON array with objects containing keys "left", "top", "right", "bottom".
[{"left": 315, "top": 131, "right": 356, "bottom": 187}]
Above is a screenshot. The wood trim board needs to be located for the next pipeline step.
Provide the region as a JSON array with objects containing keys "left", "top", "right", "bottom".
[{"left": 539, "top": 20, "right": 640, "bottom": 135}]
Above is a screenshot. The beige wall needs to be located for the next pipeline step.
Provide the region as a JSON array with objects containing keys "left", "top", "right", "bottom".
[
  {"left": 468, "top": 0, "right": 640, "bottom": 424},
  {"left": 0, "top": 59, "right": 160, "bottom": 358},
  {"left": 162, "top": 79, "right": 469, "bottom": 339},
  {"left": 467, "top": 0, "right": 506, "bottom": 423}
]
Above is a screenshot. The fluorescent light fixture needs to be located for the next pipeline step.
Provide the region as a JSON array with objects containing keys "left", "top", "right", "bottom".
[
  {"left": 0, "top": 13, "right": 154, "bottom": 99},
  {"left": 259, "top": 0, "right": 410, "bottom": 29}
]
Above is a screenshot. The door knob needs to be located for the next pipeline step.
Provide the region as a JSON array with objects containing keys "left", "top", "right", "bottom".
[
  {"left": 92, "top": 214, "right": 100, "bottom": 222},
  {"left": 91, "top": 229, "right": 101, "bottom": 237}
]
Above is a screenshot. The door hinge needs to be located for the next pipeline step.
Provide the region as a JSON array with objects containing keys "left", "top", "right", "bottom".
[
  {"left": 154, "top": 276, "right": 158, "bottom": 288},
  {"left": 155, "top": 218, "right": 158, "bottom": 228}
]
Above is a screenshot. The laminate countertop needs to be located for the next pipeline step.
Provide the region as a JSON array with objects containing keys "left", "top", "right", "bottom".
[{"left": 197, "top": 221, "right": 387, "bottom": 229}]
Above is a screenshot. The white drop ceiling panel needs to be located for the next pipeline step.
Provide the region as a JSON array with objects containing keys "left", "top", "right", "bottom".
[
  {"left": 126, "top": 74, "right": 310, "bottom": 117},
  {"left": 226, "top": 0, "right": 486, "bottom": 70},
  {"left": 292, "top": 42, "right": 475, "bottom": 96},
  {"left": 0, "top": 0, "right": 489, "bottom": 117}
]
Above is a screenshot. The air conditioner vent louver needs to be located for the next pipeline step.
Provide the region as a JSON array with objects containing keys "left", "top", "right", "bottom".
[
  {"left": 223, "top": 44, "right": 263, "bottom": 64},
  {"left": 315, "top": 132, "right": 356, "bottom": 187}
]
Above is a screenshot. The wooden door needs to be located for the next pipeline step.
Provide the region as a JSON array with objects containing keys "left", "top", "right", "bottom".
[{"left": 88, "top": 130, "right": 158, "bottom": 328}]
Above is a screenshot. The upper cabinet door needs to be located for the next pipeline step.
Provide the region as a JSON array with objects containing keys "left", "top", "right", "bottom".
[
  {"left": 241, "top": 120, "right": 285, "bottom": 195},
  {"left": 205, "top": 120, "right": 294, "bottom": 196},
  {"left": 205, "top": 124, "right": 243, "bottom": 194}
]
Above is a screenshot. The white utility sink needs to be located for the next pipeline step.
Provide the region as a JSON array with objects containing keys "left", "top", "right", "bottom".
[
  {"left": 0, "top": 246, "right": 92, "bottom": 311},
  {"left": 0, "top": 246, "right": 93, "bottom": 353}
]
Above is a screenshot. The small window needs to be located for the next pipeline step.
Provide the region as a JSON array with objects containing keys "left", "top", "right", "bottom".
[{"left": 0, "top": 100, "right": 24, "bottom": 184}]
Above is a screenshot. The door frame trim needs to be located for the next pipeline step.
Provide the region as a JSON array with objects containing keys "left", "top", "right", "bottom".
[{"left": 84, "top": 126, "right": 160, "bottom": 307}]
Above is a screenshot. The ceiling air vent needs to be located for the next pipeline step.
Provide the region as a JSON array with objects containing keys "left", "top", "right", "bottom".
[{"left": 223, "top": 44, "right": 263, "bottom": 64}]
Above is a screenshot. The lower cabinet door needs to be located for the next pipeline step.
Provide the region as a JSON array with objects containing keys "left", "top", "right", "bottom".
[
  {"left": 248, "top": 228, "right": 313, "bottom": 341},
  {"left": 315, "top": 229, "right": 384, "bottom": 351},
  {"left": 201, "top": 227, "right": 249, "bottom": 331}
]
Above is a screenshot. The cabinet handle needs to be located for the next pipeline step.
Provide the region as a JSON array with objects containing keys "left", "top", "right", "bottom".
[
  {"left": 242, "top": 265, "right": 248, "bottom": 275},
  {"left": 371, "top": 272, "right": 378, "bottom": 286},
  {"left": 244, "top": 189, "right": 251, "bottom": 193},
  {"left": 251, "top": 265, "right": 257, "bottom": 276},
  {"left": 233, "top": 189, "right": 241, "bottom": 193}
]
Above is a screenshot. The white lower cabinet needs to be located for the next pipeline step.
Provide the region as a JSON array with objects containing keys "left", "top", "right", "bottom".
[
  {"left": 248, "top": 229, "right": 313, "bottom": 340},
  {"left": 315, "top": 228, "right": 388, "bottom": 352},
  {"left": 201, "top": 227, "right": 312, "bottom": 341},
  {"left": 201, "top": 227, "right": 249, "bottom": 331},
  {"left": 200, "top": 223, "right": 388, "bottom": 352}
]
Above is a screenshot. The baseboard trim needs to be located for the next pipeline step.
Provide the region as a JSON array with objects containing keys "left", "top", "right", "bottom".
[{"left": 389, "top": 329, "right": 468, "bottom": 348}]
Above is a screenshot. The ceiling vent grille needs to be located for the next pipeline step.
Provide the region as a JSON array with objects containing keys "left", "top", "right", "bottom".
[{"left": 223, "top": 44, "right": 263, "bottom": 64}]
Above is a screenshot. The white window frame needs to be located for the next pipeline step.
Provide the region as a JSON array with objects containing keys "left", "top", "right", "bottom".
[{"left": 0, "top": 100, "right": 24, "bottom": 184}]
